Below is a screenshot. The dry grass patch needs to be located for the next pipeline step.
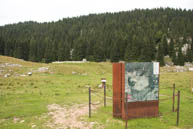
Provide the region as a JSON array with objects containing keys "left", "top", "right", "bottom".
[{"left": 46, "top": 104, "right": 100, "bottom": 129}]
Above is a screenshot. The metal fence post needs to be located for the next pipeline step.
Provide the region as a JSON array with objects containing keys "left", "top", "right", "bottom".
[
  {"left": 173, "top": 84, "right": 175, "bottom": 112},
  {"left": 89, "top": 87, "right": 91, "bottom": 118},
  {"left": 104, "top": 85, "right": 106, "bottom": 107},
  {"left": 176, "top": 90, "right": 180, "bottom": 126},
  {"left": 125, "top": 93, "right": 128, "bottom": 129}
]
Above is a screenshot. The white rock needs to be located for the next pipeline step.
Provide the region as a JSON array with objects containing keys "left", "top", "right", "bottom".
[
  {"left": 72, "top": 71, "right": 77, "bottom": 74},
  {"left": 98, "top": 84, "right": 102, "bottom": 88},
  {"left": 4, "top": 73, "right": 10, "bottom": 78},
  {"left": 20, "top": 120, "right": 25, "bottom": 123},
  {"left": 28, "top": 72, "right": 32, "bottom": 76},
  {"left": 189, "top": 68, "right": 193, "bottom": 71},
  {"left": 32, "top": 125, "right": 36, "bottom": 128},
  {"left": 82, "top": 58, "right": 87, "bottom": 62}
]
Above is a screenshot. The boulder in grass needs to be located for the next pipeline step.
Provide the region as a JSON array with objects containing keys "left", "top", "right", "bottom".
[
  {"left": 28, "top": 72, "right": 32, "bottom": 76},
  {"left": 189, "top": 68, "right": 193, "bottom": 71},
  {"left": 98, "top": 84, "right": 102, "bottom": 88},
  {"left": 4, "top": 73, "right": 10, "bottom": 78},
  {"left": 72, "top": 71, "right": 77, "bottom": 74}
]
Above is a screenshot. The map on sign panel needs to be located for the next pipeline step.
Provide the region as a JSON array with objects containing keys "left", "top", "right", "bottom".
[{"left": 125, "top": 62, "right": 159, "bottom": 102}]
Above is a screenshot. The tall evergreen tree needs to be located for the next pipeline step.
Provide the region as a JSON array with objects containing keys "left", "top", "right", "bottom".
[
  {"left": 186, "top": 47, "right": 192, "bottom": 62},
  {"left": 172, "top": 49, "right": 177, "bottom": 65},
  {"left": 156, "top": 43, "right": 165, "bottom": 66},
  {"left": 93, "top": 41, "right": 105, "bottom": 62},
  {"left": 0, "top": 37, "right": 4, "bottom": 55},
  {"left": 124, "top": 43, "right": 132, "bottom": 62},
  {"left": 162, "top": 35, "right": 168, "bottom": 56},
  {"left": 110, "top": 42, "right": 120, "bottom": 62},
  {"left": 57, "top": 41, "right": 65, "bottom": 61},
  {"left": 44, "top": 37, "right": 53, "bottom": 63},
  {"left": 177, "top": 47, "right": 185, "bottom": 66},
  {"left": 72, "top": 37, "right": 87, "bottom": 61},
  {"left": 168, "top": 38, "right": 174, "bottom": 57},
  {"left": 64, "top": 41, "right": 71, "bottom": 61},
  {"left": 29, "top": 37, "right": 37, "bottom": 62}
]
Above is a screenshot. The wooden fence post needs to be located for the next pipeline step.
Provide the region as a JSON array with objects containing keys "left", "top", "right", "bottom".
[
  {"left": 176, "top": 90, "right": 180, "bottom": 126},
  {"left": 125, "top": 93, "right": 128, "bottom": 129},
  {"left": 104, "top": 85, "right": 106, "bottom": 107},
  {"left": 89, "top": 87, "right": 91, "bottom": 118},
  {"left": 173, "top": 84, "right": 175, "bottom": 112}
]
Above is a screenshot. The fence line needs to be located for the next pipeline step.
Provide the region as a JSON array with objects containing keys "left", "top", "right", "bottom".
[
  {"left": 91, "top": 102, "right": 101, "bottom": 105},
  {"left": 88, "top": 82, "right": 183, "bottom": 128},
  {"left": 159, "top": 97, "right": 173, "bottom": 101}
]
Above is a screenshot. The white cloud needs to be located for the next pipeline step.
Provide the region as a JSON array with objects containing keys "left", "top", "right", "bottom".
[{"left": 0, "top": 0, "right": 193, "bottom": 26}]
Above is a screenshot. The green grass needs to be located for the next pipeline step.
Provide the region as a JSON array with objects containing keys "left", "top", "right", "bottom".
[{"left": 0, "top": 56, "right": 193, "bottom": 129}]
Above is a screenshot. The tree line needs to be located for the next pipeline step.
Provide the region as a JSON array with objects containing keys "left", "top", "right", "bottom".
[{"left": 0, "top": 8, "right": 193, "bottom": 66}]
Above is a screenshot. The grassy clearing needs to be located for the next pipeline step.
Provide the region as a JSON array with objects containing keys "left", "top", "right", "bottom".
[{"left": 0, "top": 56, "right": 193, "bottom": 129}]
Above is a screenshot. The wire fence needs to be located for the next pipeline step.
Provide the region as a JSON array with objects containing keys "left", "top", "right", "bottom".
[{"left": 87, "top": 83, "right": 193, "bottom": 129}]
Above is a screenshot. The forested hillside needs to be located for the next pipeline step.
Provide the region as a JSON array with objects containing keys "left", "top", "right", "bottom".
[{"left": 0, "top": 8, "right": 193, "bottom": 65}]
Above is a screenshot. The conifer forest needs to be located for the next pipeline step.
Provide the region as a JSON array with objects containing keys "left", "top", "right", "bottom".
[{"left": 0, "top": 8, "right": 193, "bottom": 66}]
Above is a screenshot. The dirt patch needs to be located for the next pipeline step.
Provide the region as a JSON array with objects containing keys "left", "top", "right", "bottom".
[{"left": 46, "top": 104, "right": 100, "bottom": 129}]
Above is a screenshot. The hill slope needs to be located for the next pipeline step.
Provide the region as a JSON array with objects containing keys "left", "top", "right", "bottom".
[{"left": 0, "top": 8, "right": 193, "bottom": 65}]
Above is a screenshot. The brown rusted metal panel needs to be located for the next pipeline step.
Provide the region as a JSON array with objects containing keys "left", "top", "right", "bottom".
[
  {"left": 122, "top": 100, "right": 159, "bottom": 120},
  {"left": 113, "top": 63, "right": 122, "bottom": 117}
]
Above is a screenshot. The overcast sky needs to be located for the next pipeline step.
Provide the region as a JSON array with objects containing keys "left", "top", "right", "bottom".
[{"left": 1, "top": 0, "right": 193, "bottom": 26}]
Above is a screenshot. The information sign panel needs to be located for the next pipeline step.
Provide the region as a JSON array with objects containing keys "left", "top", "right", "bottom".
[{"left": 125, "top": 62, "right": 159, "bottom": 102}]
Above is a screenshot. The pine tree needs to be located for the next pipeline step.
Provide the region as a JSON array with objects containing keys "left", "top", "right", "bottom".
[
  {"left": 172, "top": 49, "right": 177, "bottom": 65},
  {"left": 156, "top": 43, "right": 165, "bottom": 66},
  {"left": 93, "top": 42, "right": 105, "bottom": 62},
  {"left": 72, "top": 37, "right": 86, "bottom": 61},
  {"left": 22, "top": 40, "right": 29, "bottom": 61},
  {"left": 36, "top": 39, "right": 44, "bottom": 62},
  {"left": 186, "top": 47, "right": 192, "bottom": 62},
  {"left": 57, "top": 41, "right": 65, "bottom": 61},
  {"left": 64, "top": 42, "right": 70, "bottom": 61},
  {"left": 0, "top": 37, "right": 4, "bottom": 55},
  {"left": 168, "top": 38, "right": 174, "bottom": 57},
  {"left": 127, "top": 35, "right": 141, "bottom": 61},
  {"left": 139, "top": 37, "right": 154, "bottom": 62},
  {"left": 110, "top": 42, "right": 120, "bottom": 62},
  {"left": 162, "top": 35, "right": 168, "bottom": 56},
  {"left": 177, "top": 47, "right": 185, "bottom": 66},
  {"left": 29, "top": 37, "right": 37, "bottom": 62},
  {"left": 44, "top": 37, "right": 53, "bottom": 63},
  {"left": 124, "top": 44, "right": 132, "bottom": 62},
  {"left": 86, "top": 40, "right": 94, "bottom": 61}
]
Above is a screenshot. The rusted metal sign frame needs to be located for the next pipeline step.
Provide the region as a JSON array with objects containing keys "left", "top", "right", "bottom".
[{"left": 113, "top": 63, "right": 123, "bottom": 117}]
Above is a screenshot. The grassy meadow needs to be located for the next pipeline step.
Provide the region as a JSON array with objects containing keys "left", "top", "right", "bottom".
[{"left": 0, "top": 55, "right": 193, "bottom": 129}]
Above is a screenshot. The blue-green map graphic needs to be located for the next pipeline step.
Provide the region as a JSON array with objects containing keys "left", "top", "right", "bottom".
[{"left": 125, "top": 62, "right": 159, "bottom": 102}]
